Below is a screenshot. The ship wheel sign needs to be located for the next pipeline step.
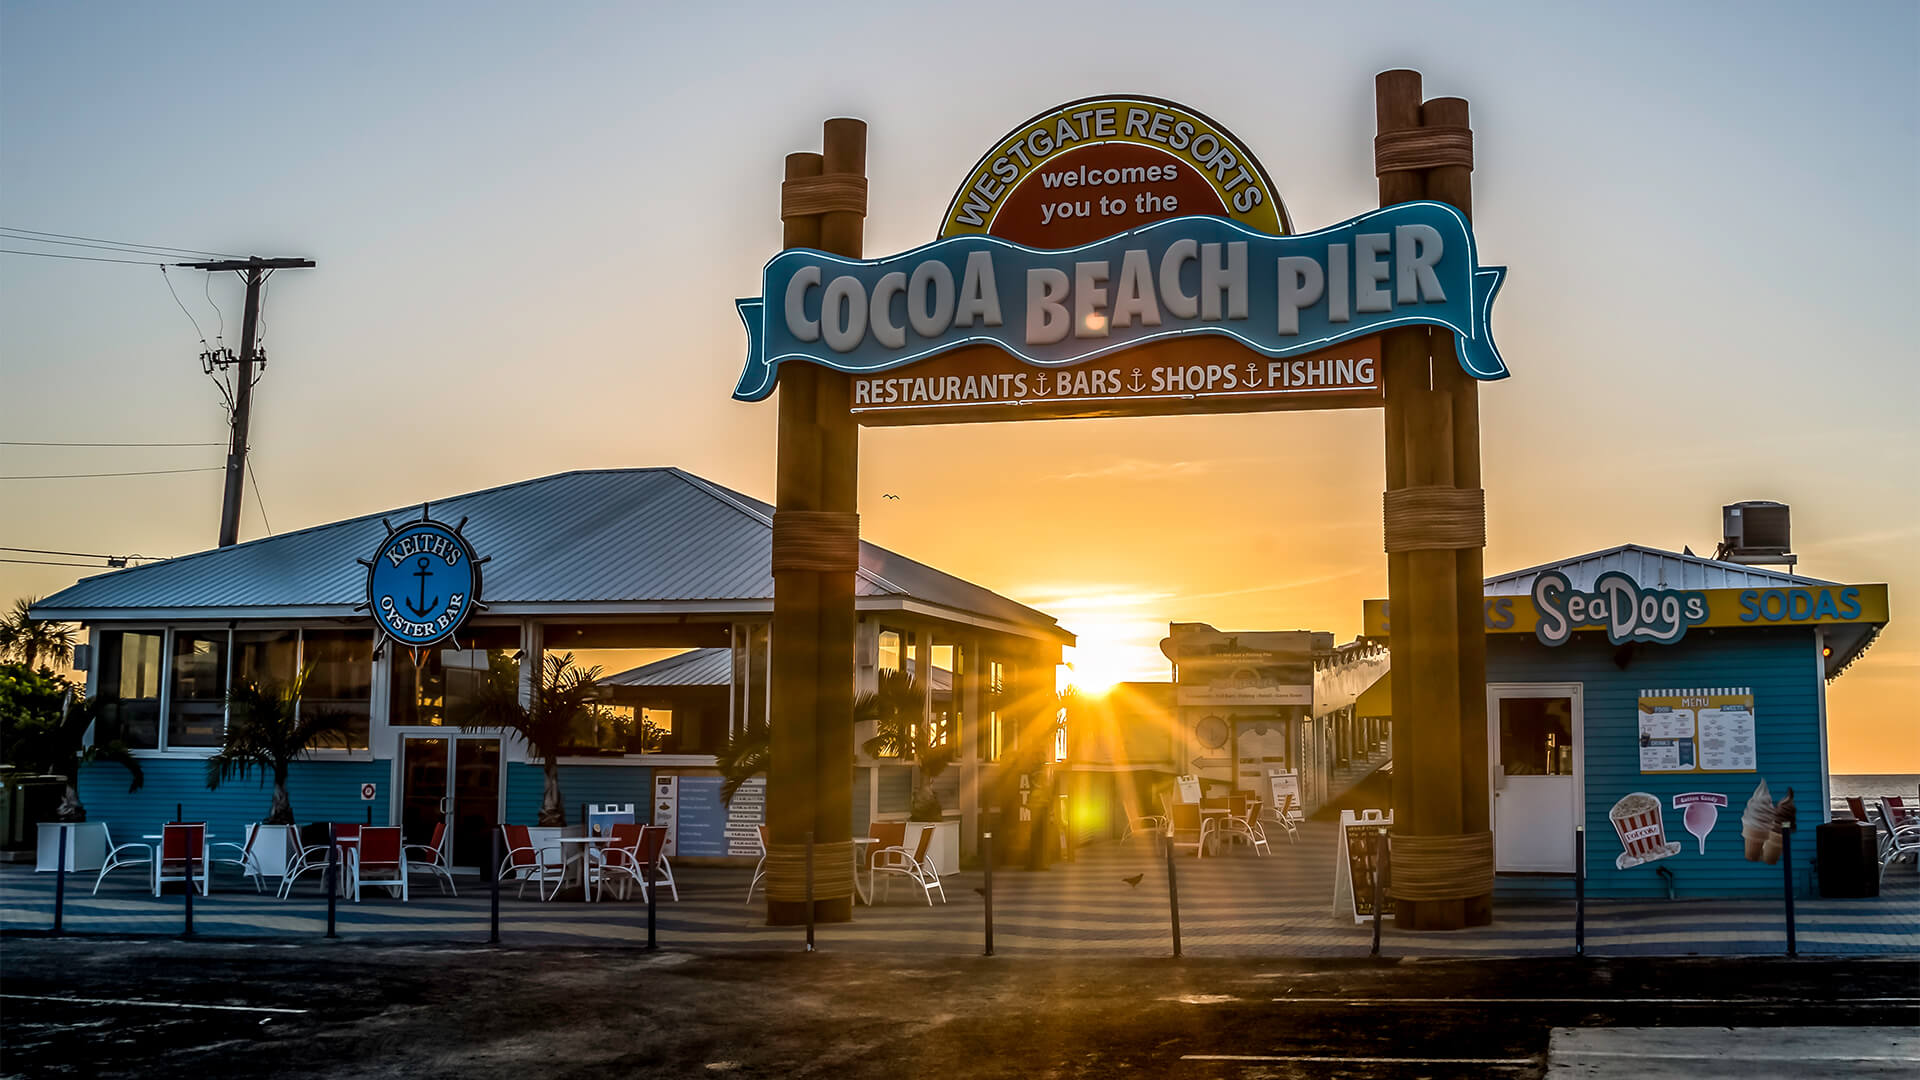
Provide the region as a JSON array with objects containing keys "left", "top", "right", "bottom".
[{"left": 356, "top": 506, "right": 489, "bottom": 657}]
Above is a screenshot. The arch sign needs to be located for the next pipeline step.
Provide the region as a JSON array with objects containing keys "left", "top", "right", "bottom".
[{"left": 734, "top": 95, "right": 1508, "bottom": 425}]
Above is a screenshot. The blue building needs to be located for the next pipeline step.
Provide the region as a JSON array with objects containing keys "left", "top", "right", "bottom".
[
  {"left": 33, "top": 467, "right": 1070, "bottom": 875},
  {"left": 1364, "top": 544, "right": 1891, "bottom": 899}
]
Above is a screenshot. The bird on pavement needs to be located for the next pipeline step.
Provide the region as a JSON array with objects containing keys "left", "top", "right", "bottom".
[{"left": 1122, "top": 873, "right": 1145, "bottom": 888}]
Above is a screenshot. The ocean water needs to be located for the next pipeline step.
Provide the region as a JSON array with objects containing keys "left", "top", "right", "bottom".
[{"left": 1830, "top": 774, "right": 1920, "bottom": 800}]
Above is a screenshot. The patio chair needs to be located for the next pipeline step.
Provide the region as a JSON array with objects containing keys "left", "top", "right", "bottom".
[
  {"left": 1260, "top": 793, "right": 1302, "bottom": 846},
  {"left": 600, "top": 823, "right": 677, "bottom": 902},
  {"left": 208, "top": 823, "right": 268, "bottom": 893},
  {"left": 1875, "top": 801, "right": 1920, "bottom": 879},
  {"left": 350, "top": 826, "right": 408, "bottom": 902},
  {"left": 746, "top": 823, "right": 770, "bottom": 905},
  {"left": 278, "top": 824, "right": 342, "bottom": 898},
  {"left": 1887, "top": 796, "right": 1918, "bottom": 831},
  {"left": 499, "top": 824, "right": 566, "bottom": 899},
  {"left": 587, "top": 803, "right": 636, "bottom": 837},
  {"left": 872, "top": 825, "right": 945, "bottom": 905},
  {"left": 1232, "top": 795, "right": 1271, "bottom": 855},
  {"left": 404, "top": 821, "right": 458, "bottom": 896},
  {"left": 1168, "top": 802, "right": 1206, "bottom": 858},
  {"left": 91, "top": 822, "right": 154, "bottom": 895},
  {"left": 1210, "top": 794, "right": 1262, "bottom": 853},
  {"left": 153, "top": 823, "right": 210, "bottom": 897},
  {"left": 1127, "top": 790, "right": 1171, "bottom": 841}
]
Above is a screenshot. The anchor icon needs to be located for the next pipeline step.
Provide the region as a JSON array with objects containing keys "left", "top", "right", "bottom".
[
  {"left": 1031, "top": 373, "right": 1050, "bottom": 396},
  {"left": 405, "top": 556, "right": 440, "bottom": 618},
  {"left": 1245, "top": 361, "right": 1261, "bottom": 386},
  {"left": 1128, "top": 368, "right": 1146, "bottom": 393}
]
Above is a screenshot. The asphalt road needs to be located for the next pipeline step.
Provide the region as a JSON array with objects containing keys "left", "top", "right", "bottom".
[{"left": 1, "top": 939, "right": 1915, "bottom": 1078}]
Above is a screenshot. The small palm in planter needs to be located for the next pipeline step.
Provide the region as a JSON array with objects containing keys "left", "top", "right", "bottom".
[
  {"left": 465, "top": 651, "right": 602, "bottom": 827},
  {"left": 206, "top": 669, "right": 350, "bottom": 826},
  {"left": 859, "top": 670, "right": 953, "bottom": 822}
]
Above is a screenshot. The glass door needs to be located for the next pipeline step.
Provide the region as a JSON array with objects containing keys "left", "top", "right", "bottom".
[
  {"left": 1488, "top": 685, "right": 1583, "bottom": 872},
  {"left": 400, "top": 735, "right": 502, "bottom": 872}
]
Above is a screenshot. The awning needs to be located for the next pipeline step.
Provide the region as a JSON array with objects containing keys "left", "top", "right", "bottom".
[{"left": 1355, "top": 670, "right": 1391, "bottom": 719}]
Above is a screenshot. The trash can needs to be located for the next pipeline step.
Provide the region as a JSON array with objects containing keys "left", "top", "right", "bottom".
[{"left": 1816, "top": 819, "right": 1879, "bottom": 898}]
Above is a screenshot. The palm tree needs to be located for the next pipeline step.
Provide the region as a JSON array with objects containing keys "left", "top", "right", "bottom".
[
  {"left": 0, "top": 597, "right": 78, "bottom": 671},
  {"left": 859, "top": 669, "right": 953, "bottom": 821},
  {"left": 206, "top": 669, "right": 350, "bottom": 824},
  {"left": 0, "top": 662, "right": 143, "bottom": 822},
  {"left": 714, "top": 716, "right": 768, "bottom": 807},
  {"left": 465, "top": 651, "right": 602, "bottom": 826}
]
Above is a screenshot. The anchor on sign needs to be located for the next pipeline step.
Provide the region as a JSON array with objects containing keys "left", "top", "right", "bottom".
[
  {"left": 1128, "top": 368, "right": 1146, "bottom": 392},
  {"left": 405, "top": 556, "right": 441, "bottom": 618}
]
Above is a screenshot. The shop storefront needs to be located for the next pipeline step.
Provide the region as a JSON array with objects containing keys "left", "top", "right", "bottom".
[
  {"left": 1363, "top": 544, "right": 1890, "bottom": 899},
  {"left": 33, "top": 467, "right": 1069, "bottom": 872}
]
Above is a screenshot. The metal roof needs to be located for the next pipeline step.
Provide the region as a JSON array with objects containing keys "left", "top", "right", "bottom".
[
  {"left": 1483, "top": 544, "right": 1837, "bottom": 595},
  {"left": 31, "top": 467, "right": 1071, "bottom": 642},
  {"left": 601, "top": 648, "right": 732, "bottom": 688}
]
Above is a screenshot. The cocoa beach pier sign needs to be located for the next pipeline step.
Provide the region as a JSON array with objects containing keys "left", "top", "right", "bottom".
[{"left": 733, "top": 95, "right": 1508, "bottom": 425}]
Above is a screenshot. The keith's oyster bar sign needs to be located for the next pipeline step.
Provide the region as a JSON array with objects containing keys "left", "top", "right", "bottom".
[{"left": 732, "top": 95, "right": 1508, "bottom": 425}]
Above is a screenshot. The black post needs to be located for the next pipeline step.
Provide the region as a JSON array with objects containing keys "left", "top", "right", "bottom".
[
  {"left": 52, "top": 823, "right": 67, "bottom": 936},
  {"left": 175, "top": 803, "right": 182, "bottom": 823},
  {"left": 982, "top": 830, "right": 994, "bottom": 957},
  {"left": 1781, "top": 823, "right": 1796, "bottom": 958},
  {"left": 489, "top": 827, "right": 501, "bottom": 945},
  {"left": 366, "top": 804, "right": 372, "bottom": 826},
  {"left": 1370, "top": 827, "right": 1384, "bottom": 957},
  {"left": 645, "top": 851, "right": 658, "bottom": 952},
  {"left": 1574, "top": 825, "right": 1586, "bottom": 956},
  {"left": 1164, "top": 832, "right": 1182, "bottom": 959},
  {"left": 324, "top": 824, "right": 338, "bottom": 940},
  {"left": 804, "top": 829, "right": 815, "bottom": 953},
  {"left": 181, "top": 836, "right": 195, "bottom": 938}
]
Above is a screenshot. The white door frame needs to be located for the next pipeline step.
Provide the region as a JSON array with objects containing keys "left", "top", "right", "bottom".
[
  {"left": 1487, "top": 681, "right": 1584, "bottom": 872},
  {"left": 392, "top": 732, "right": 509, "bottom": 870}
]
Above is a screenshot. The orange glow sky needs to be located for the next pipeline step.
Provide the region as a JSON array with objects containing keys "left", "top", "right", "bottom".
[{"left": 2, "top": 3, "right": 1913, "bottom": 771}]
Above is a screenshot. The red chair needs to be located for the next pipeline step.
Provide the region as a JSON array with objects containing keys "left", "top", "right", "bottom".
[
  {"left": 154, "top": 823, "right": 209, "bottom": 897},
  {"left": 404, "top": 821, "right": 458, "bottom": 896},
  {"left": 868, "top": 822, "right": 906, "bottom": 869},
  {"left": 499, "top": 824, "right": 563, "bottom": 899},
  {"left": 599, "top": 824, "right": 676, "bottom": 902},
  {"left": 350, "top": 826, "right": 407, "bottom": 902}
]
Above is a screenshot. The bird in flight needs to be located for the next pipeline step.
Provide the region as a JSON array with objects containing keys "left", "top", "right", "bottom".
[{"left": 882, "top": 493, "right": 900, "bottom": 500}]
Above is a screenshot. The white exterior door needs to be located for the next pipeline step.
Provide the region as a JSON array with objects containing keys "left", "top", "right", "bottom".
[{"left": 1488, "top": 683, "right": 1583, "bottom": 873}]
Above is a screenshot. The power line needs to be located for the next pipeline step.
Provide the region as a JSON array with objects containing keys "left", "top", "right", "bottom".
[
  {"left": 0, "top": 440, "right": 223, "bottom": 447},
  {"left": 1, "top": 547, "right": 165, "bottom": 561},
  {"left": 0, "top": 558, "right": 103, "bottom": 568},
  {"left": 0, "top": 226, "right": 239, "bottom": 259},
  {"left": 247, "top": 461, "right": 273, "bottom": 535},
  {"left": 0, "top": 248, "right": 170, "bottom": 266},
  {"left": 0, "top": 466, "right": 224, "bottom": 480},
  {"left": 0, "top": 232, "right": 213, "bottom": 261},
  {"left": 160, "top": 265, "right": 210, "bottom": 345}
]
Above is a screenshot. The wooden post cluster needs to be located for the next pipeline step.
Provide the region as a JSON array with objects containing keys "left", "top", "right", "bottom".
[
  {"left": 766, "top": 119, "right": 867, "bottom": 925},
  {"left": 1376, "top": 70, "right": 1494, "bottom": 931}
]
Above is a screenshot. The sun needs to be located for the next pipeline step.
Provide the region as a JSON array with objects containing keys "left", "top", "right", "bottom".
[{"left": 1062, "top": 644, "right": 1127, "bottom": 697}]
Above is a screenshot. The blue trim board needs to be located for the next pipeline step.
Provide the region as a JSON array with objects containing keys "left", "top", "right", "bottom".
[{"left": 1490, "top": 627, "right": 1823, "bottom": 899}]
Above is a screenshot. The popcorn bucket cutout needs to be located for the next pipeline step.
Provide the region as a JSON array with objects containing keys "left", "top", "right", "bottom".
[{"left": 1610, "top": 791, "right": 1682, "bottom": 870}]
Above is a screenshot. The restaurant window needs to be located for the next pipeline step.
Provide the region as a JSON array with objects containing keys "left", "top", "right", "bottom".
[
  {"left": 930, "top": 642, "right": 961, "bottom": 750},
  {"left": 985, "top": 659, "right": 1006, "bottom": 763},
  {"left": 876, "top": 628, "right": 906, "bottom": 674},
  {"left": 389, "top": 625, "right": 522, "bottom": 728},
  {"left": 92, "top": 630, "right": 162, "bottom": 750},
  {"left": 301, "top": 629, "right": 374, "bottom": 750},
  {"left": 232, "top": 629, "right": 299, "bottom": 691},
  {"left": 731, "top": 623, "right": 769, "bottom": 736},
  {"left": 1499, "top": 697, "right": 1574, "bottom": 776},
  {"left": 167, "top": 630, "right": 229, "bottom": 748}
]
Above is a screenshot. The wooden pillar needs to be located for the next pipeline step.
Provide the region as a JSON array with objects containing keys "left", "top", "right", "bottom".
[
  {"left": 767, "top": 119, "right": 866, "bottom": 925},
  {"left": 1375, "top": 70, "right": 1493, "bottom": 930}
]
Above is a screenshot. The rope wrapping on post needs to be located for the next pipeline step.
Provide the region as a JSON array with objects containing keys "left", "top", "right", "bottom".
[
  {"left": 765, "top": 840, "right": 854, "bottom": 902},
  {"left": 1382, "top": 486, "right": 1485, "bottom": 552},
  {"left": 771, "top": 510, "right": 860, "bottom": 573},
  {"left": 1387, "top": 830, "right": 1494, "bottom": 901},
  {"left": 781, "top": 174, "right": 869, "bottom": 219},
  {"left": 1373, "top": 126, "right": 1474, "bottom": 175}
]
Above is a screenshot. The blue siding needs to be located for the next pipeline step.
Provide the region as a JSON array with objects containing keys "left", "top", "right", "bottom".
[
  {"left": 501, "top": 763, "right": 652, "bottom": 825},
  {"left": 76, "top": 756, "right": 392, "bottom": 845},
  {"left": 1489, "top": 627, "right": 1822, "bottom": 899}
]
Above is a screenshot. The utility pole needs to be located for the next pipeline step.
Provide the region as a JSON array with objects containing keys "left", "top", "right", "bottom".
[{"left": 179, "top": 256, "right": 315, "bottom": 546}]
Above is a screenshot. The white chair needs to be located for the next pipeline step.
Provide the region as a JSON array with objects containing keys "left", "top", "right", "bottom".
[
  {"left": 598, "top": 824, "right": 676, "bottom": 902},
  {"left": 350, "top": 826, "right": 408, "bottom": 902},
  {"left": 1875, "top": 801, "right": 1920, "bottom": 879},
  {"left": 746, "top": 824, "right": 770, "bottom": 905},
  {"left": 499, "top": 825, "right": 569, "bottom": 900},
  {"left": 278, "top": 825, "right": 338, "bottom": 899},
  {"left": 872, "top": 826, "right": 945, "bottom": 905},
  {"left": 153, "top": 823, "right": 211, "bottom": 897},
  {"left": 91, "top": 822, "right": 153, "bottom": 895},
  {"left": 209, "top": 823, "right": 268, "bottom": 893},
  {"left": 404, "top": 821, "right": 458, "bottom": 896},
  {"left": 1168, "top": 803, "right": 1207, "bottom": 858},
  {"left": 1261, "top": 794, "right": 1302, "bottom": 846}
]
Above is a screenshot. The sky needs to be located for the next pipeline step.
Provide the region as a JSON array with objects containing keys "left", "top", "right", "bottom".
[{"left": 2, "top": 1, "right": 1915, "bottom": 771}]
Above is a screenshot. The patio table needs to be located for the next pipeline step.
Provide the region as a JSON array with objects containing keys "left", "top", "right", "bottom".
[{"left": 552, "top": 835, "right": 613, "bottom": 901}]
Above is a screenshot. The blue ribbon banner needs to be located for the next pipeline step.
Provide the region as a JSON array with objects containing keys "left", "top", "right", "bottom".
[{"left": 733, "top": 202, "right": 1506, "bottom": 402}]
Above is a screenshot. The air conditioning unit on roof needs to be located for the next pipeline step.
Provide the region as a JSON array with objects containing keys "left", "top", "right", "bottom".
[{"left": 1719, "top": 501, "right": 1795, "bottom": 567}]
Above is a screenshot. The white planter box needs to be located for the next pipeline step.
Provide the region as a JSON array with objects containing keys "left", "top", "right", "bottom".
[
  {"left": 36, "top": 822, "right": 107, "bottom": 873},
  {"left": 905, "top": 820, "right": 960, "bottom": 876},
  {"left": 241, "top": 825, "right": 295, "bottom": 879}
]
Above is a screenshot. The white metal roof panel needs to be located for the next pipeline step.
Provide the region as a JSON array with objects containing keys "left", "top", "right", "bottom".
[{"left": 1482, "top": 544, "right": 1837, "bottom": 595}]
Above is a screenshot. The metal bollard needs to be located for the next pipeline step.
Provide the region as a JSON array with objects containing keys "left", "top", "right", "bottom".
[
  {"left": 182, "top": 838, "right": 195, "bottom": 938},
  {"left": 489, "top": 827, "right": 501, "bottom": 945},
  {"left": 982, "top": 831, "right": 994, "bottom": 957},
  {"left": 53, "top": 823, "right": 67, "bottom": 936},
  {"left": 1574, "top": 825, "right": 1586, "bottom": 956},
  {"left": 645, "top": 852, "right": 657, "bottom": 951},
  {"left": 1370, "top": 827, "right": 1385, "bottom": 957},
  {"left": 1164, "top": 831, "right": 1182, "bottom": 958},
  {"left": 324, "top": 825, "right": 339, "bottom": 940},
  {"left": 1781, "top": 824, "right": 1796, "bottom": 957},
  {"left": 804, "top": 830, "right": 815, "bottom": 953}
]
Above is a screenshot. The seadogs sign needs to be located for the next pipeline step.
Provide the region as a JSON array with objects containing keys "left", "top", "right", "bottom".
[{"left": 733, "top": 95, "right": 1508, "bottom": 425}]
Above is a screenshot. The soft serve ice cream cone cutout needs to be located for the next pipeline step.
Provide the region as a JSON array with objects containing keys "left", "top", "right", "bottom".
[{"left": 1741, "top": 780, "right": 1777, "bottom": 863}]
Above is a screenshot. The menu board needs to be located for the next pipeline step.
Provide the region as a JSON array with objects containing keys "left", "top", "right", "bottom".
[
  {"left": 1333, "top": 809, "right": 1394, "bottom": 924},
  {"left": 1637, "top": 688, "right": 1756, "bottom": 773},
  {"left": 1267, "top": 768, "right": 1301, "bottom": 820},
  {"left": 668, "top": 775, "right": 765, "bottom": 857}
]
